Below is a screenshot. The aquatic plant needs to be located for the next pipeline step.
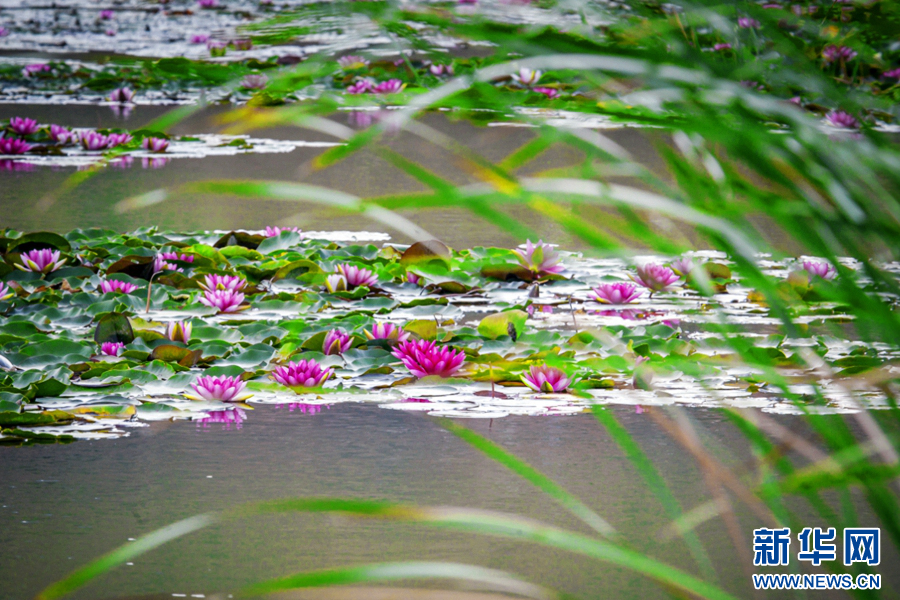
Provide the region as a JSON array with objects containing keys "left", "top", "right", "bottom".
[
  {"left": 521, "top": 365, "right": 571, "bottom": 393},
  {"left": 199, "top": 274, "right": 246, "bottom": 292},
  {"left": 323, "top": 329, "right": 352, "bottom": 355},
  {"left": 166, "top": 321, "right": 192, "bottom": 343},
  {"left": 49, "top": 125, "right": 73, "bottom": 144},
  {"left": 802, "top": 259, "right": 837, "bottom": 280},
  {"left": 590, "top": 282, "right": 643, "bottom": 305},
  {"left": 16, "top": 248, "right": 66, "bottom": 274},
  {"left": 338, "top": 55, "right": 369, "bottom": 69},
  {"left": 142, "top": 137, "right": 169, "bottom": 153},
  {"left": 185, "top": 374, "right": 252, "bottom": 402},
  {"left": 335, "top": 263, "right": 378, "bottom": 288},
  {"left": 533, "top": 87, "right": 559, "bottom": 99},
  {"left": 106, "top": 133, "right": 132, "bottom": 148},
  {"left": 826, "top": 111, "right": 859, "bottom": 129},
  {"left": 21, "top": 64, "right": 50, "bottom": 77},
  {"left": 79, "top": 131, "right": 109, "bottom": 151},
  {"left": 9, "top": 117, "right": 39, "bottom": 136},
  {"left": 511, "top": 68, "right": 541, "bottom": 86},
  {"left": 199, "top": 288, "right": 246, "bottom": 313},
  {"left": 264, "top": 226, "right": 301, "bottom": 237},
  {"left": 346, "top": 80, "right": 374, "bottom": 94},
  {"left": 324, "top": 273, "right": 348, "bottom": 293},
  {"left": 241, "top": 74, "right": 268, "bottom": 90},
  {"left": 630, "top": 264, "right": 680, "bottom": 294},
  {"left": 99, "top": 279, "right": 138, "bottom": 294},
  {"left": 392, "top": 339, "right": 465, "bottom": 378},
  {"left": 737, "top": 17, "right": 760, "bottom": 28},
  {"left": 271, "top": 359, "right": 332, "bottom": 388},
  {"left": 364, "top": 322, "right": 410, "bottom": 343},
  {"left": 429, "top": 64, "right": 453, "bottom": 76},
  {"left": 107, "top": 88, "right": 134, "bottom": 103},
  {"left": 822, "top": 45, "right": 857, "bottom": 63},
  {"left": 99, "top": 342, "right": 124, "bottom": 357},
  {"left": 0, "top": 138, "right": 30, "bottom": 154},
  {"left": 373, "top": 79, "right": 404, "bottom": 94},
  {"left": 190, "top": 34, "right": 209, "bottom": 44},
  {"left": 513, "top": 240, "right": 563, "bottom": 277},
  {"left": 0, "top": 281, "right": 13, "bottom": 301}
]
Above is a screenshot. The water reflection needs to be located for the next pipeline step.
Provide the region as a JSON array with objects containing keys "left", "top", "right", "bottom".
[
  {"left": 196, "top": 407, "right": 247, "bottom": 431},
  {"left": 275, "top": 403, "right": 331, "bottom": 414}
]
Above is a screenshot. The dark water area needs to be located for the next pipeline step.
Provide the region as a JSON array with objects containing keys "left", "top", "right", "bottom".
[{"left": 0, "top": 404, "right": 893, "bottom": 600}]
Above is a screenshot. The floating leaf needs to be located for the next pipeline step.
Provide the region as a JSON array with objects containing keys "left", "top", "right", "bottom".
[
  {"left": 94, "top": 313, "right": 135, "bottom": 345},
  {"left": 478, "top": 310, "right": 528, "bottom": 340}
]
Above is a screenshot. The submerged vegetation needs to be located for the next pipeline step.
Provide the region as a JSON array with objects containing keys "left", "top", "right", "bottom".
[{"left": 4, "top": 0, "right": 900, "bottom": 598}]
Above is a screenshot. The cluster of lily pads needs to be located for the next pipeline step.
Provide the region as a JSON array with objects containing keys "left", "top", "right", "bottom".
[
  {"left": 0, "top": 116, "right": 316, "bottom": 169},
  {"left": 1, "top": 0, "right": 897, "bottom": 131},
  {"left": 0, "top": 226, "right": 885, "bottom": 444}
]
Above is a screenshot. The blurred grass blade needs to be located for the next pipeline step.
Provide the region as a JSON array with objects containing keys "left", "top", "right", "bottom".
[
  {"left": 591, "top": 406, "right": 716, "bottom": 581},
  {"left": 240, "top": 561, "right": 557, "bottom": 600},
  {"left": 36, "top": 514, "right": 216, "bottom": 600},
  {"left": 439, "top": 419, "right": 616, "bottom": 538}
]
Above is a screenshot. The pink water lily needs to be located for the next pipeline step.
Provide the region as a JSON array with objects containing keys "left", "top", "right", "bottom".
[
  {"left": 185, "top": 374, "right": 252, "bottom": 402},
  {"left": 521, "top": 365, "right": 571, "bottom": 393},
  {"left": 197, "top": 407, "right": 246, "bottom": 429},
  {"left": 199, "top": 274, "right": 246, "bottom": 292},
  {"left": 513, "top": 240, "right": 564, "bottom": 276},
  {"left": 100, "top": 341, "right": 125, "bottom": 357},
  {"left": 199, "top": 288, "right": 246, "bottom": 313},
  {"left": 142, "top": 137, "right": 169, "bottom": 153},
  {"left": 591, "top": 282, "right": 643, "bottom": 304},
  {"left": 0, "top": 282, "right": 13, "bottom": 301},
  {"left": 16, "top": 248, "right": 66, "bottom": 274},
  {"left": 108, "top": 88, "right": 134, "bottom": 103},
  {"left": 631, "top": 263, "right": 680, "bottom": 293},
  {"left": 80, "top": 131, "right": 110, "bottom": 150},
  {"left": 106, "top": 133, "right": 133, "bottom": 148},
  {"left": 802, "top": 260, "right": 837, "bottom": 280},
  {"left": 100, "top": 9, "right": 114, "bottom": 19},
  {"left": 346, "top": 80, "right": 374, "bottom": 94},
  {"left": 160, "top": 252, "right": 194, "bottom": 263},
  {"left": 365, "top": 322, "right": 410, "bottom": 343},
  {"left": 207, "top": 40, "right": 227, "bottom": 56},
  {"left": 152, "top": 254, "right": 180, "bottom": 274},
  {"left": 241, "top": 74, "right": 268, "bottom": 89},
  {"left": 336, "top": 263, "right": 378, "bottom": 288},
  {"left": 713, "top": 43, "right": 732, "bottom": 51},
  {"left": 511, "top": 68, "right": 541, "bottom": 86},
  {"left": 272, "top": 359, "right": 333, "bottom": 388},
  {"left": 392, "top": 339, "right": 465, "bottom": 378},
  {"left": 826, "top": 111, "right": 859, "bottom": 129},
  {"left": 197, "top": 0, "right": 219, "bottom": 8},
  {"left": 190, "top": 34, "right": 210, "bottom": 44},
  {"left": 49, "top": 124, "right": 74, "bottom": 144},
  {"left": 884, "top": 68, "right": 900, "bottom": 79},
  {"left": 670, "top": 257, "right": 695, "bottom": 278},
  {"left": 323, "top": 329, "right": 352, "bottom": 355},
  {"left": 373, "top": 79, "right": 404, "bottom": 94},
  {"left": 0, "top": 138, "right": 31, "bottom": 155},
  {"left": 166, "top": 320, "right": 192, "bottom": 343},
  {"left": 264, "top": 226, "right": 302, "bottom": 237},
  {"left": 22, "top": 64, "right": 50, "bottom": 77},
  {"left": 9, "top": 117, "right": 39, "bottom": 136},
  {"left": 823, "top": 45, "right": 857, "bottom": 63},
  {"left": 533, "top": 87, "right": 560, "bottom": 99},
  {"left": 737, "top": 17, "right": 760, "bottom": 28},
  {"left": 406, "top": 272, "right": 421, "bottom": 285},
  {"left": 100, "top": 279, "right": 138, "bottom": 294},
  {"left": 324, "top": 274, "right": 348, "bottom": 293},
  {"left": 429, "top": 63, "right": 453, "bottom": 76},
  {"left": 232, "top": 39, "right": 252, "bottom": 51},
  {"left": 338, "top": 55, "right": 369, "bottom": 69}
]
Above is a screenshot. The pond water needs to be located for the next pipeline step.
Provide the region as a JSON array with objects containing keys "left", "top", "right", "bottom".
[{"left": 2, "top": 403, "right": 890, "bottom": 600}]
